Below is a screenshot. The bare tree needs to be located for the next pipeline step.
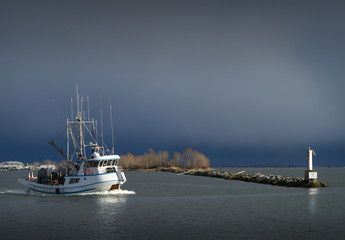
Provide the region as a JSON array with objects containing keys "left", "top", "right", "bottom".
[{"left": 120, "top": 148, "right": 210, "bottom": 170}]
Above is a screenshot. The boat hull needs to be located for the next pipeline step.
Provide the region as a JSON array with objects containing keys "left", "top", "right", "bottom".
[{"left": 18, "top": 171, "right": 126, "bottom": 194}]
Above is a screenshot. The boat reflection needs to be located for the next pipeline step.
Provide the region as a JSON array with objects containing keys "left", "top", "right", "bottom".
[
  {"left": 94, "top": 190, "right": 135, "bottom": 217},
  {"left": 97, "top": 195, "right": 127, "bottom": 206}
]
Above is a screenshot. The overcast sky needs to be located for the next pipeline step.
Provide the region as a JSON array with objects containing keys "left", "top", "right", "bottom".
[{"left": 1, "top": 0, "right": 345, "bottom": 166}]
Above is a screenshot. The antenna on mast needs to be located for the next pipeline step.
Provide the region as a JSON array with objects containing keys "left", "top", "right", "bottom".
[
  {"left": 76, "top": 83, "right": 79, "bottom": 116},
  {"left": 87, "top": 96, "right": 90, "bottom": 121},
  {"left": 100, "top": 97, "right": 104, "bottom": 153},
  {"left": 109, "top": 98, "right": 115, "bottom": 154},
  {"left": 70, "top": 97, "right": 73, "bottom": 120},
  {"left": 95, "top": 119, "right": 98, "bottom": 143},
  {"left": 80, "top": 96, "right": 84, "bottom": 117}
]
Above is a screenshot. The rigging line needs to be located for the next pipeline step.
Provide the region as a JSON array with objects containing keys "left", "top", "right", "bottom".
[
  {"left": 100, "top": 96, "right": 104, "bottom": 151},
  {"left": 109, "top": 98, "right": 115, "bottom": 154},
  {"left": 51, "top": 129, "right": 67, "bottom": 141},
  {"left": 68, "top": 125, "right": 79, "bottom": 155},
  {"left": 76, "top": 82, "right": 79, "bottom": 115},
  {"left": 87, "top": 96, "right": 90, "bottom": 121},
  {"left": 93, "top": 123, "right": 107, "bottom": 155},
  {"left": 70, "top": 97, "right": 73, "bottom": 121},
  {"left": 95, "top": 119, "right": 98, "bottom": 143},
  {"left": 82, "top": 121, "right": 98, "bottom": 146},
  {"left": 102, "top": 140, "right": 110, "bottom": 154},
  {"left": 60, "top": 137, "right": 68, "bottom": 151},
  {"left": 70, "top": 148, "right": 77, "bottom": 162}
]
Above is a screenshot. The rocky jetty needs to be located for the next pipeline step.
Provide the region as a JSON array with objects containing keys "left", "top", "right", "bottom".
[{"left": 160, "top": 168, "right": 327, "bottom": 188}]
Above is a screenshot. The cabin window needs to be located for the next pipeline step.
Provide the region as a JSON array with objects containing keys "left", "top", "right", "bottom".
[
  {"left": 107, "top": 160, "right": 112, "bottom": 166},
  {"left": 106, "top": 167, "right": 115, "bottom": 173},
  {"left": 69, "top": 178, "right": 80, "bottom": 184},
  {"left": 88, "top": 161, "right": 98, "bottom": 168}
]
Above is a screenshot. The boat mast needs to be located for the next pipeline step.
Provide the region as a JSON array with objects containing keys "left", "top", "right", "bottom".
[
  {"left": 70, "top": 97, "right": 73, "bottom": 122},
  {"left": 110, "top": 99, "right": 115, "bottom": 154},
  {"left": 100, "top": 97, "right": 104, "bottom": 154},
  {"left": 66, "top": 119, "right": 69, "bottom": 161},
  {"left": 66, "top": 85, "right": 106, "bottom": 160},
  {"left": 87, "top": 96, "right": 90, "bottom": 121},
  {"left": 78, "top": 101, "right": 84, "bottom": 159}
]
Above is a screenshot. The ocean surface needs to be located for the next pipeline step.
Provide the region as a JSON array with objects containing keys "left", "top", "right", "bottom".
[{"left": 0, "top": 168, "right": 344, "bottom": 240}]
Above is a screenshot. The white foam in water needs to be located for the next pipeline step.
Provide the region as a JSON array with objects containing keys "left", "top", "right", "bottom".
[
  {"left": 73, "top": 189, "right": 136, "bottom": 196},
  {"left": 1, "top": 188, "right": 135, "bottom": 196},
  {"left": 2, "top": 189, "right": 31, "bottom": 195}
]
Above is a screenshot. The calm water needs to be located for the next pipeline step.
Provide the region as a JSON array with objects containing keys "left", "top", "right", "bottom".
[{"left": 1, "top": 168, "right": 345, "bottom": 240}]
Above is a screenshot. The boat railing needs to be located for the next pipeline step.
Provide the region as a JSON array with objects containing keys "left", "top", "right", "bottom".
[
  {"left": 116, "top": 166, "right": 123, "bottom": 172},
  {"left": 82, "top": 166, "right": 123, "bottom": 175},
  {"left": 83, "top": 168, "right": 98, "bottom": 175},
  {"left": 69, "top": 170, "right": 79, "bottom": 176}
]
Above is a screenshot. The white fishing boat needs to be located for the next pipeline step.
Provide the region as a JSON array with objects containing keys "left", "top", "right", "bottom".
[{"left": 18, "top": 88, "right": 127, "bottom": 194}]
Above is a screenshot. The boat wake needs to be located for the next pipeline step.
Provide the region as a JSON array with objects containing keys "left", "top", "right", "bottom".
[
  {"left": 0, "top": 189, "right": 32, "bottom": 195},
  {"left": 0, "top": 189, "right": 136, "bottom": 196},
  {"left": 71, "top": 189, "right": 136, "bottom": 196}
]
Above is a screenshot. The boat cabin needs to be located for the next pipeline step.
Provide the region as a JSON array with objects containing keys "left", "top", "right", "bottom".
[{"left": 81, "top": 152, "right": 121, "bottom": 175}]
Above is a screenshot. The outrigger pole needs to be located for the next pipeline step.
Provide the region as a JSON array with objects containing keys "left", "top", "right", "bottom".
[{"left": 48, "top": 140, "right": 68, "bottom": 160}]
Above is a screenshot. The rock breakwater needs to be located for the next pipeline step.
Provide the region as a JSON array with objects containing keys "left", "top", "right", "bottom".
[{"left": 160, "top": 168, "right": 327, "bottom": 188}]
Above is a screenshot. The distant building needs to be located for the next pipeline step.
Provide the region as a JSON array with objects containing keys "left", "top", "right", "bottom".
[
  {"left": 0, "top": 161, "right": 25, "bottom": 170},
  {"left": 24, "top": 164, "right": 37, "bottom": 170},
  {"left": 39, "top": 164, "right": 56, "bottom": 170}
]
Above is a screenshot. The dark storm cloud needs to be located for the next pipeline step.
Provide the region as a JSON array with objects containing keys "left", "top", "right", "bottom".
[{"left": 1, "top": 0, "right": 345, "bottom": 165}]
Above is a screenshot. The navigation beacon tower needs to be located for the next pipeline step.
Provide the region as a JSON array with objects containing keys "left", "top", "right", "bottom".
[{"left": 305, "top": 147, "right": 317, "bottom": 182}]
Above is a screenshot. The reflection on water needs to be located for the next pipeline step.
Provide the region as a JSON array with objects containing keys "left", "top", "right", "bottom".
[
  {"left": 93, "top": 190, "right": 135, "bottom": 214},
  {"left": 308, "top": 188, "right": 319, "bottom": 215},
  {"left": 96, "top": 195, "right": 127, "bottom": 217},
  {"left": 96, "top": 195, "right": 127, "bottom": 206},
  {"left": 308, "top": 188, "right": 319, "bottom": 196},
  {"left": 94, "top": 192, "right": 133, "bottom": 229}
]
